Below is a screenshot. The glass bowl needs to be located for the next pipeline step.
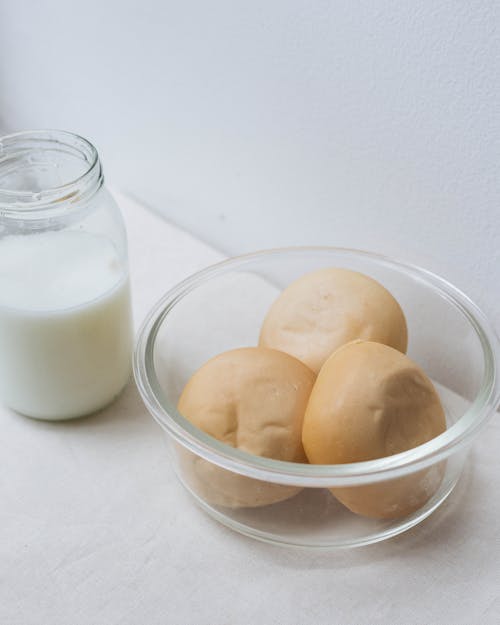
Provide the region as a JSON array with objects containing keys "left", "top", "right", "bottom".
[{"left": 134, "top": 248, "right": 499, "bottom": 549}]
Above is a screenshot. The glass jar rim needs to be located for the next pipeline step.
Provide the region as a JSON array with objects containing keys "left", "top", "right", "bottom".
[
  {"left": 134, "top": 247, "right": 500, "bottom": 487},
  {"left": 0, "top": 129, "right": 102, "bottom": 217}
]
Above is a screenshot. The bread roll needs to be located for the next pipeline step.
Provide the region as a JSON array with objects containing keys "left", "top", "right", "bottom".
[
  {"left": 260, "top": 268, "right": 407, "bottom": 373},
  {"left": 177, "top": 347, "right": 315, "bottom": 507},
  {"left": 302, "top": 340, "right": 446, "bottom": 519}
]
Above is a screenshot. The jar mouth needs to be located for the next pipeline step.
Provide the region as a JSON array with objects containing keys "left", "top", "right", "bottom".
[
  {"left": 0, "top": 129, "right": 102, "bottom": 218},
  {"left": 134, "top": 247, "right": 500, "bottom": 487}
]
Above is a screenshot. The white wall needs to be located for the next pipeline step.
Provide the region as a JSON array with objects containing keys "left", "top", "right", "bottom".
[{"left": 1, "top": 1, "right": 499, "bottom": 329}]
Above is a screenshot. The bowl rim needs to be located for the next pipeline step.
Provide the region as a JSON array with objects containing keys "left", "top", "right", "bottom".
[{"left": 133, "top": 246, "right": 500, "bottom": 487}]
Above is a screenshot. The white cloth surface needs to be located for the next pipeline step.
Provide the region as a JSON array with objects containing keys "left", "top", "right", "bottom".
[{"left": 1, "top": 192, "right": 499, "bottom": 625}]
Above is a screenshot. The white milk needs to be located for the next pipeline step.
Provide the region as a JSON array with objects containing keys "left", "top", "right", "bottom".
[{"left": 0, "top": 230, "right": 133, "bottom": 419}]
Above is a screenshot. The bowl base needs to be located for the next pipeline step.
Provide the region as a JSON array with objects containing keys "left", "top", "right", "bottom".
[{"left": 179, "top": 466, "right": 462, "bottom": 550}]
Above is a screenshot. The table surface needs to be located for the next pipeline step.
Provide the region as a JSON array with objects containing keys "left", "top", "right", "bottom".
[{"left": 1, "top": 192, "right": 499, "bottom": 625}]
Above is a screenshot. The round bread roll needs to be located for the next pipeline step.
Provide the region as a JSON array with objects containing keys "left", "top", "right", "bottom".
[
  {"left": 259, "top": 268, "right": 408, "bottom": 373},
  {"left": 177, "top": 347, "right": 315, "bottom": 508},
  {"left": 302, "top": 340, "right": 446, "bottom": 519}
]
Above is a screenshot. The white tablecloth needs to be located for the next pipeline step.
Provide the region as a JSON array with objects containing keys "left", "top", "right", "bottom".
[{"left": 1, "top": 193, "right": 499, "bottom": 625}]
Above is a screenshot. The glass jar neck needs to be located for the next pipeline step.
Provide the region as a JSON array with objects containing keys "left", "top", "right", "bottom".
[{"left": 0, "top": 130, "right": 103, "bottom": 223}]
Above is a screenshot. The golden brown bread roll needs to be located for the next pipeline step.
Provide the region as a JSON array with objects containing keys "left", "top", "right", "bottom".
[
  {"left": 177, "top": 347, "right": 315, "bottom": 507},
  {"left": 302, "top": 340, "right": 446, "bottom": 519},
  {"left": 259, "top": 268, "right": 408, "bottom": 373}
]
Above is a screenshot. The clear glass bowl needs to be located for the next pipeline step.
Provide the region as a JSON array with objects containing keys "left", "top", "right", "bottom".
[{"left": 134, "top": 248, "right": 499, "bottom": 549}]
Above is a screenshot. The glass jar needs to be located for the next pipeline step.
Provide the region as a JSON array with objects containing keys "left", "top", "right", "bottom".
[{"left": 0, "top": 130, "right": 133, "bottom": 420}]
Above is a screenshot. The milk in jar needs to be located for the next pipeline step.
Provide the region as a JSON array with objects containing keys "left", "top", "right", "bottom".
[
  {"left": 0, "top": 130, "right": 133, "bottom": 419},
  {"left": 0, "top": 231, "right": 132, "bottom": 419}
]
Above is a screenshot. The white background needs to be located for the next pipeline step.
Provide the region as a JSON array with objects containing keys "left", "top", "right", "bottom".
[
  {"left": 0, "top": 0, "right": 498, "bottom": 333},
  {"left": 1, "top": 7, "right": 499, "bottom": 622}
]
